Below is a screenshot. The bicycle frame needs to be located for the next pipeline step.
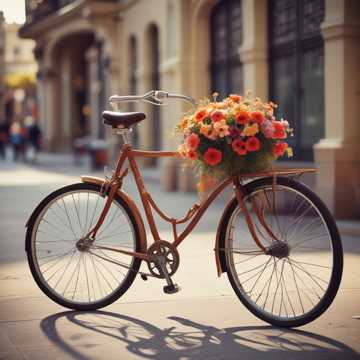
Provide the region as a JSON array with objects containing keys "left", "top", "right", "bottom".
[{"left": 83, "top": 140, "right": 315, "bottom": 270}]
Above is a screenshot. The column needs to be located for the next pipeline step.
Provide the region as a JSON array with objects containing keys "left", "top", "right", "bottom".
[
  {"left": 239, "top": 0, "right": 268, "bottom": 100},
  {"left": 314, "top": 0, "right": 360, "bottom": 218}
]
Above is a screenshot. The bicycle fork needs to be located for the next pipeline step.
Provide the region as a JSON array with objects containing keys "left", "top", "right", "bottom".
[{"left": 232, "top": 177, "right": 280, "bottom": 254}]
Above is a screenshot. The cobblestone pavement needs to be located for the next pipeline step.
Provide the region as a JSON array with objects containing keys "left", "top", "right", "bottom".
[{"left": 0, "top": 153, "right": 359, "bottom": 359}]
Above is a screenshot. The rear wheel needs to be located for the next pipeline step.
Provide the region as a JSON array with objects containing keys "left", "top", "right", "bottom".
[
  {"left": 222, "top": 177, "right": 343, "bottom": 327},
  {"left": 26, "top": 183, "right": 141, "bottom": 310}
]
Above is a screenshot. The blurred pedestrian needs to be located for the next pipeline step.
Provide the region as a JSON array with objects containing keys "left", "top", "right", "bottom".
[
  {"left": 10, "top": 121, "right": 24, "bottom": 161},
  {"left": 0, "top": 123, "right": 8, "bottom": 159},
  {"left": 25, "top": 116, "right": 41, "bottom": 163}
]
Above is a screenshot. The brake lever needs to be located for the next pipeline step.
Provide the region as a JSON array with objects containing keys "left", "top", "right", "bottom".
[{"left": 145, "top": 97, "right": 165, "bottom": 106}]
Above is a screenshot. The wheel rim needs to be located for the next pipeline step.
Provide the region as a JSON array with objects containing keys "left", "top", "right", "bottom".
[
  {"left": 31, "top": 188, "right": 136, "bottom": 305},
  {"left": 226, "top": 185, "right": 335, "bottom": 322}
]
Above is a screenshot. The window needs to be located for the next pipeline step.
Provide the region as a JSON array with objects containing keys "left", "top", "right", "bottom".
[
  {"left": 210, "top": 0, "right": 243, "bottom": 98},
  {"left": 269, "top": 0, "right": 325, "bottom": 161}
]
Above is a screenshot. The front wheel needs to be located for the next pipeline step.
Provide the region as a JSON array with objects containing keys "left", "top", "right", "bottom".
[
  {"left": 222, "top": 177, "right": 343, "bottom": 327},
  {"left": 26, "top": 183, "right": 142, "bottom": 310}
]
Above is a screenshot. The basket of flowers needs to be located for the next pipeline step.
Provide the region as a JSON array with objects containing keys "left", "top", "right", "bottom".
[{"left": 176, "top": 92, "right": 293, "bottom": 183}]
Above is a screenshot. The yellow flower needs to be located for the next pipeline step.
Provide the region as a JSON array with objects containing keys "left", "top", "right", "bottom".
[
  {"left": 286, "top": 147, "right": 293, "bottom": 157},
  {"left": 242, "top": 123, "right": 259, "bottom": 137}
]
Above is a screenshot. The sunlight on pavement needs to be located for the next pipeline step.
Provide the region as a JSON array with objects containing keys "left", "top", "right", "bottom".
[{"left": 0, "top": 165, "right": 77, "bottom": 186}]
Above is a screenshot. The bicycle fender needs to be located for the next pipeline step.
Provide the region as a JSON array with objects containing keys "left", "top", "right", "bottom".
[
  {"left": 214, "top": 197, "right": 237, "bottom": 277},
  {"left": 80, "top": 176, "right": 147, "bottom": 253}
]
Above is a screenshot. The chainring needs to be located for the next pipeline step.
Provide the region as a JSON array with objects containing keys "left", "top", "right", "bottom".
[{"left": 147, "top": 240, "right": 180, "bottom": 278}]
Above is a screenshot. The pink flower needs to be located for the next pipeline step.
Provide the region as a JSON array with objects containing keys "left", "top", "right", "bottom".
[
  {"left": 210, "top": 110, "right": 226, "bottom": 122},
  {"left": 186, "top": 133, "right": 200, "bottom": 150},
  {"left": 261, "top": 120, "right": 275, "bottom": 138}
]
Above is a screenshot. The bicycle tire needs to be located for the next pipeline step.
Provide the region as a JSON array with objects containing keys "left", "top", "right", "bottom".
[
  {"left": 26, "top": 183, "right": 142, "bottom": 311},
  {"left": 221, "top": 177, "right": 343, "bottom": 327}
]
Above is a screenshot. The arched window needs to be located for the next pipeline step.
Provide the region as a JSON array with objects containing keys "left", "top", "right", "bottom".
[
  {"left": 210, "top": 0, "right": 243, "bottom": 97},
  {"left": 128, "top": 35, "right": 138, "bottom": 146},
  {"left": 269, "top": 0, "right": 325, "bottom": 160}
]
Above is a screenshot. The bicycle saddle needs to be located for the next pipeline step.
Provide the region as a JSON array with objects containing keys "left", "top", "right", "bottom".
[{"left": 102, "top": 111, "right": 146, "bottom": 129}]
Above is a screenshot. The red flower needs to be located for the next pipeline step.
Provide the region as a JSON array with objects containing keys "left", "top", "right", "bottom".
[
  {"left": 251, "top": 111, "right": 265, "bottom": 125},
  {"left": 235, "top": 111, "right": 250, "bottom": 125},
  {"left": 203, "top": 148, "right": 222, "bottom": 166},
  {"left": 187, "top": 149, "right": 198, "bottom": 160},
  {"left": 273, "top": 121, "right": 286, "bottom": 139},
  {"left": 273, "top": 142, "right": 288, "bottom": 158},
  {"left": 195, "top": 109, "right": 208, "bottom": 122},
  {"left": 232, "top": 139, "right": 247, "bottom": 155},
  {"left": 245, "top": 137, "right": 261, "bottom": 152},
  {"left": 210, "top": 110, "right": 225, "bottom": 122},
  {"left": 186, "top": 133, "right": 200, "bottom": 150}
]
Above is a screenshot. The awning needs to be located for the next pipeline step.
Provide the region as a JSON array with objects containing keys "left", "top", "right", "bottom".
[{"left": 4, "top": 73, "right": 36, "bottom": 88}]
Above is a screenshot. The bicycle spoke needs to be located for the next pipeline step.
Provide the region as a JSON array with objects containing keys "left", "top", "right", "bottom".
[
  {"left": 72, "top": 194, "right": 84, "bottom": 236},
  {"left": 60, "top": 198, "right": 79, "bottom": 240},
  {"left": 226, "top": 182, "right": 340, "bottom": 324},
  {"left": 53, "top": 249, "right": 78, "bottom": 291},
  {"left": 289, "top": 260, "right": 305, "bottom": 314}
]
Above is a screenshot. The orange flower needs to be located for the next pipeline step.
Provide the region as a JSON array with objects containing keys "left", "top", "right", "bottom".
[
  {"left": 251, "top": 111, "right": 265, "bottom": 125},
  {"left": 200, "top": 124, "right": 217, "bottom": 140},
  {"left": 235, "top": 111, "right": 250, "bottom": 125},
  {"left": 273, "top": 141, "right": 288, "bottom": 158},
  {"left": 194, "top": 108, "right": 208, "bottom": 122},
  {"left": 203, "top": 148, "right": 222, "bottom": 166},
  {"left": 186, "top": 133, "right": 200, "bottom": 150},
  {"left": 187, "top": 149, "right": 198, "bottom": 160},
  {"left": 273, "top": 121, "right": 287, "bottom": 139},
  {"left": 229, "top": 94, "right": 242, "bottom": 103},
  {"left": 242, "top": 123, "right": 259, "bottom": 137},
  {"left": 245, "top": 137, "right": 260, "bottom": 152},
  {"left": 179, "top": 117, "right": 189, "bottom": 130},
  {"left": 232, "top": 139, "right": 247, "bottom": 155}
]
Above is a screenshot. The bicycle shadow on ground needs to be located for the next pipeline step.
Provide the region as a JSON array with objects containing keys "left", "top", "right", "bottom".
[{"left": 40, "top": 310, "right": 358, "bottom": 360}]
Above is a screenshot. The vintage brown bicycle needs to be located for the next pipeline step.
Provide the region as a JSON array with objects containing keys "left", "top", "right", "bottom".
[{"left": 25, "top": 90, "right": 343, "bottom": 328}]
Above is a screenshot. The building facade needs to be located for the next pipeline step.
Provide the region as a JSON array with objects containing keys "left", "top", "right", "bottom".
[
  {"left": 3, "top": 22, "right": 38, "bottom": 126},
  {"left": 0, "top": 12, "right": 5, "bottom": 122},
  {"left": 20, "top": 0, "right": 360, "bottom": 218}
]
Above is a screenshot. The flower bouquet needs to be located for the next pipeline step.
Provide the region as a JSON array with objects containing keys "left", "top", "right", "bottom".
[{"left": 176, "top": 92, "right": 293, "bottom": 182}]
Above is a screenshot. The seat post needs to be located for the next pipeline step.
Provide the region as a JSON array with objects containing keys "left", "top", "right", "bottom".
[{"left": 116, "top": 129, "right": 131, "bottom": 144}]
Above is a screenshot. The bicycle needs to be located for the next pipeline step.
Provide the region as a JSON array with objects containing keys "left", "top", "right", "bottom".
[{"left": 25, "top": 90, "right": 343, "bottom": 328}]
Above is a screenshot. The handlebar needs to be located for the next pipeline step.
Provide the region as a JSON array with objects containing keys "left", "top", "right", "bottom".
[{"left": 109, "top": 90, "right": 196, "bottom": 108}]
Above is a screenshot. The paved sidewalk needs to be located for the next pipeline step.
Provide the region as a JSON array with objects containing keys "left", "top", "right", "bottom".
[{"left": 0, "top": 154, "right": 359, "bottom": 359}]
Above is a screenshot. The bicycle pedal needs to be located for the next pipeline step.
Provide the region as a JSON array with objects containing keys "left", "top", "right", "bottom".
[
  {"left": 163, "top": 284, "right": 181, "bottom": 294},
  {"left": 140, "top": 274, "right": 148, "bottom": 281}
]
